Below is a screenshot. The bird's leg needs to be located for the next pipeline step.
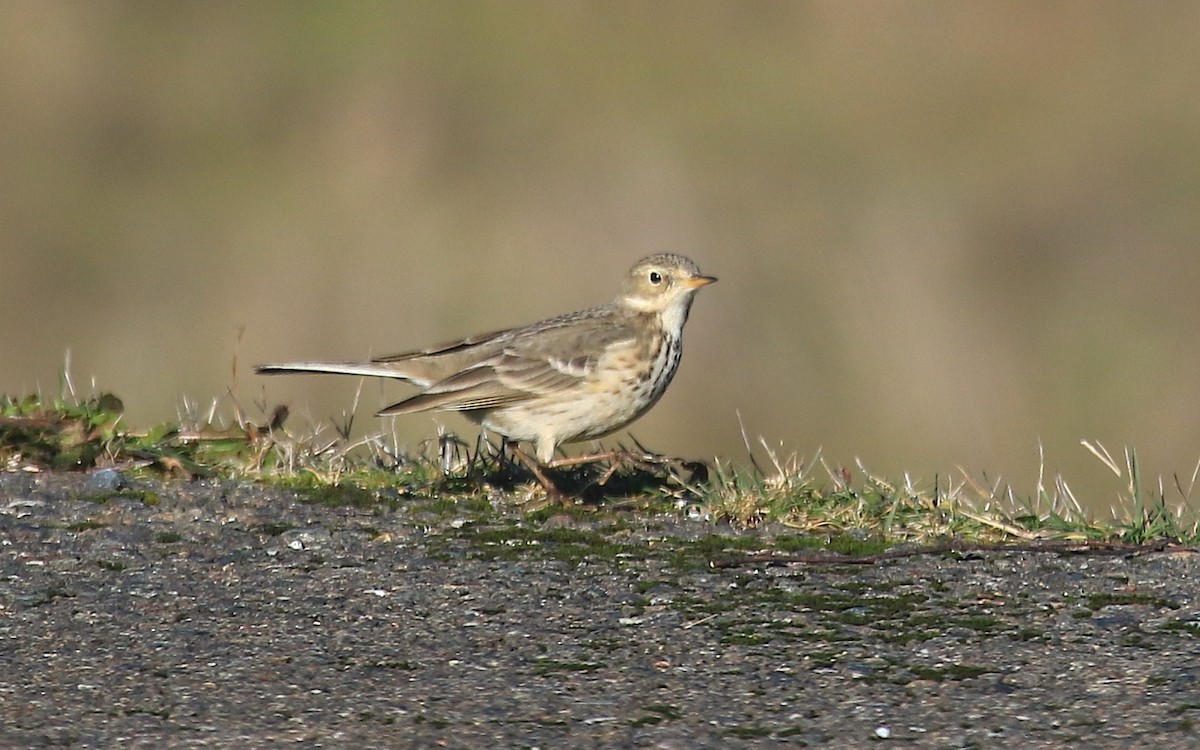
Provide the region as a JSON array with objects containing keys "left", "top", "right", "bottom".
[
  {"left": 505, "top": 443, "right": 676, "bottom": 496},
  {"left": 545, "top": 448, "right": 668, "bottom": 486},
  {"left": 505, "top": 441, "right": 566, "bottom": 497}
]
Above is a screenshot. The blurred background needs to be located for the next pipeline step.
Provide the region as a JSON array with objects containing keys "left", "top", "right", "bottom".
[{"left": 2, "top": 2, "right": 1198, "bottom": 510}]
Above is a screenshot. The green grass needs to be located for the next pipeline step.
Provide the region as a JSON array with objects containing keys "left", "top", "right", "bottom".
[{"left": 4, "top": 385, "right": 1200, "bottom": 547}]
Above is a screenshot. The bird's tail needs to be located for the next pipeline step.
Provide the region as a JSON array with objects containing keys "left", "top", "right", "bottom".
[{"left": 255, "top": 361, "right": 419, "bottom": 381}]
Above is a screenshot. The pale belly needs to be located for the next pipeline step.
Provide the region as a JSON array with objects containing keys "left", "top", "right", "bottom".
[{"left": 482, "top": 334, "right": 682, "bottom": 459}]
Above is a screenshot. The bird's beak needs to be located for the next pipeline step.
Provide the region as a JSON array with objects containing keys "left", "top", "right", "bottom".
[{"left": 684, "top": 275, "right": 718, "bottom": 288}]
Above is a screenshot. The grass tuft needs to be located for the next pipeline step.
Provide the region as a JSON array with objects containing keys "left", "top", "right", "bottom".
[{"left": 3, "top": 376, "right": 1200, "bottom": 546}]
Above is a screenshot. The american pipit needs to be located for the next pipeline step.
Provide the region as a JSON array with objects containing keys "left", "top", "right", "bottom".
[{"left": 256, "top": 253, "right": 716, "bottom": 488}]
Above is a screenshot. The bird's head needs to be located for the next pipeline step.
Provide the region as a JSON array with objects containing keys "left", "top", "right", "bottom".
[{"left": 616, "top": 253, "right": 716, "bottom": 325}]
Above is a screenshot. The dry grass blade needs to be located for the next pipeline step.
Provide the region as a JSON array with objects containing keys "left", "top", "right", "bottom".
[{"left": 1081, "top": 439, "right": 1122, "bottom": 477}]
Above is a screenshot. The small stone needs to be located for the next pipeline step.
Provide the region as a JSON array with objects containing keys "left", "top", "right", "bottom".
[
  {"left": 281, "top": 526, "right": 331, "bottom": 550},
  {"left": 85, "top": 468, "right": 125, "bottom": 492}
]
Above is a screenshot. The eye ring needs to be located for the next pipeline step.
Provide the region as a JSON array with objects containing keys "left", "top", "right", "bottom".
[{"left": 648, "top": 271, "right": 663, "bottom": 285}]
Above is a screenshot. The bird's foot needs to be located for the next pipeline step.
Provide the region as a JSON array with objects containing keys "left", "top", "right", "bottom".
[
  {"left": 505, "top": 442, "right": 571, "bottom": 502},
  {"left": 545, "top": 448, "right": 668, "bottom": 486},
  {"left": 504, "top": 443, "right": 688, "bottom": 502}
]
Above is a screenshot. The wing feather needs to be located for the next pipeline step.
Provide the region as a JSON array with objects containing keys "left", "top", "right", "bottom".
[{"left": 377, "top": 315, "right": 643, "bottom": 416}]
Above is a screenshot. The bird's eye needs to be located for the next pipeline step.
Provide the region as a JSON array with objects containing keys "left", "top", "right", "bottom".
[{"left": 648, "top": 271, "right": 663, "bottom": 285}]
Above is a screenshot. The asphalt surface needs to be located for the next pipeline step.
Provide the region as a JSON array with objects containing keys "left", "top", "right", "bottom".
[{"left": 3, "top": 470, "right": 1200, "bottom": 748}]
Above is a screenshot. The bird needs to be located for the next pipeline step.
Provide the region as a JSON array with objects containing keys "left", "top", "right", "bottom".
[{"left": 256, "top": 253, "right": 716, "bottom": 486}]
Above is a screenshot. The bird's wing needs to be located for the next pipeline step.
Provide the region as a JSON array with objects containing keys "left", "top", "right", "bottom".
[{"left": 377, "top": 312, "right": 639, "bottom": 416}]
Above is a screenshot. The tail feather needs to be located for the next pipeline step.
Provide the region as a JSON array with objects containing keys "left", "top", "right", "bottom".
[{"left": 255, "top": 361, "right": 429, "bottom": 384}]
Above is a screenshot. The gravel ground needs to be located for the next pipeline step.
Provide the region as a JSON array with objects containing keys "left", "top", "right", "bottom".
[{"left": 2, "top": 470, "right": 1200, "bottom": 749}]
